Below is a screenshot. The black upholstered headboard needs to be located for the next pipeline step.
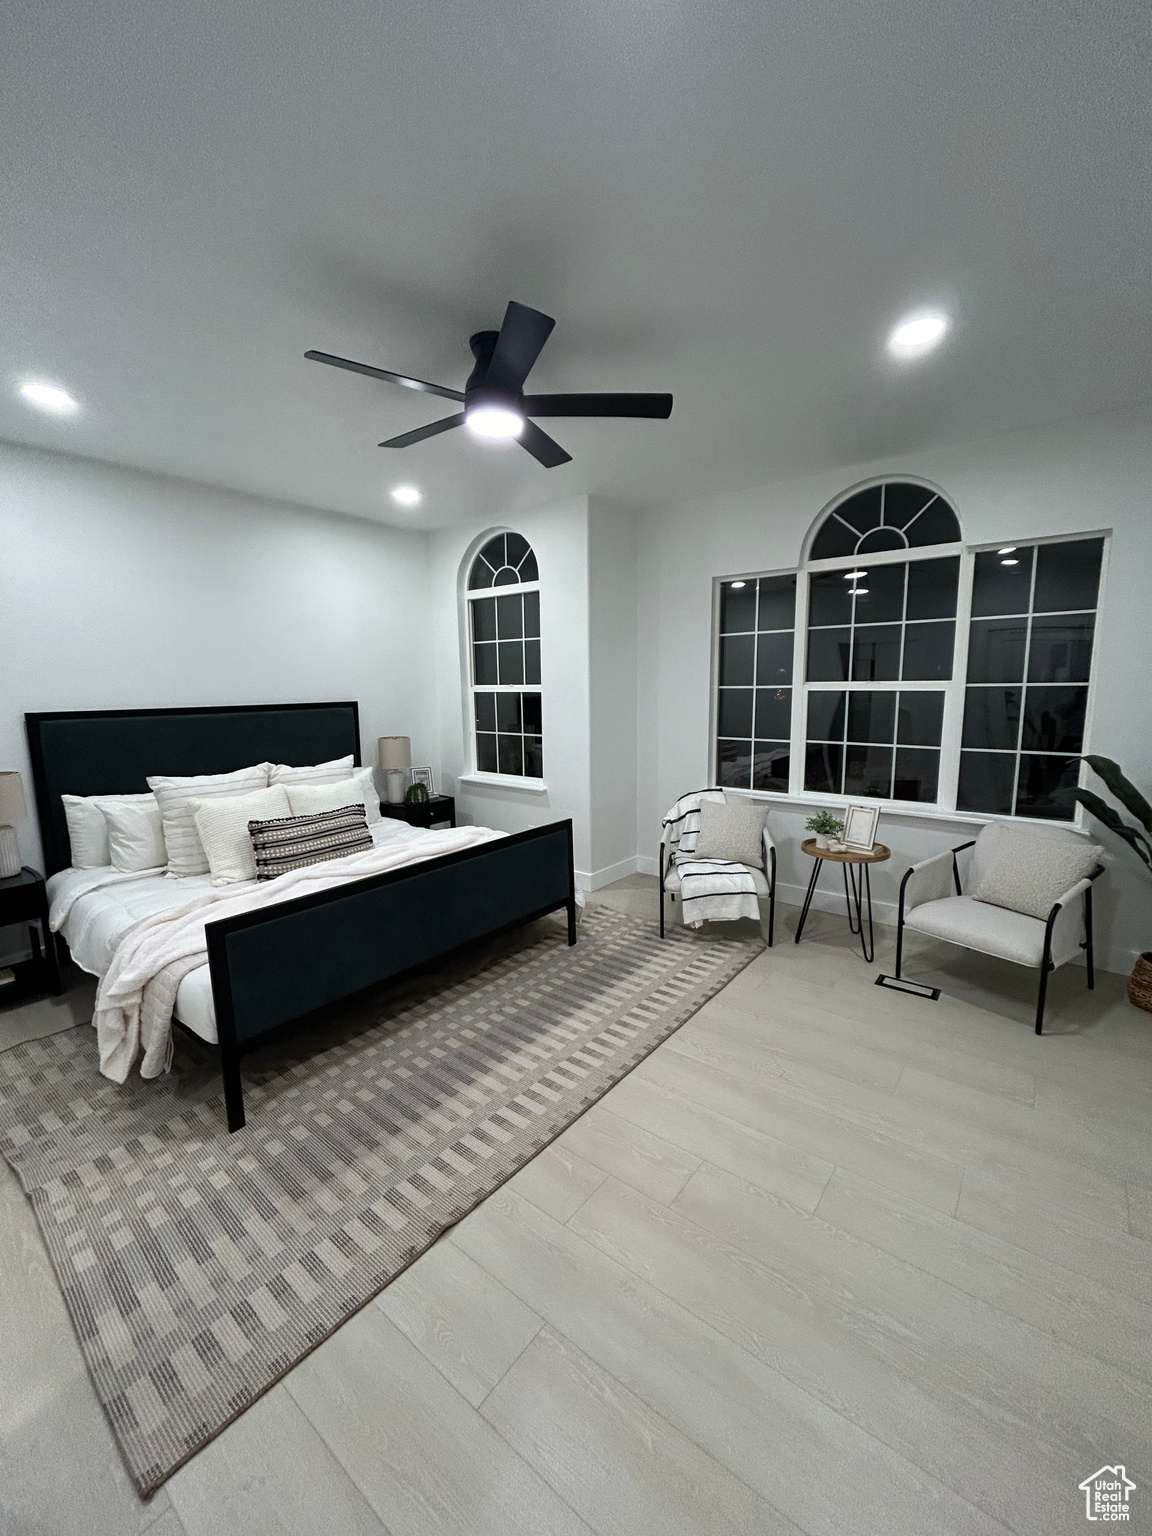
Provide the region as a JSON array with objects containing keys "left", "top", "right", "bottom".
[{"left": 25, "top": 702, "right": 361, "bottom": 875}]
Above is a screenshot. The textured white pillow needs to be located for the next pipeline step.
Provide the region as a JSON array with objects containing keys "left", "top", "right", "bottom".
[
  {"left": 694, "top": 795, "right": 767, "bottom": 867},
  {"left": 191, "top": 785, "right": 291, "bottom": 886},
  {"left": 266, "top": 755, "right": 355, "bottom": 787},
  {"left": 286, "top": 767, "right": 380, "bottom": 824},
  {"left": 147, "top": 764, "right": 270, "bottom": 877},
  {"left": 97, "top": 796, "right": 168, "bottom": 872},
  {"left": 970, "top": 822, "right": 1103, "bottom": 920}
]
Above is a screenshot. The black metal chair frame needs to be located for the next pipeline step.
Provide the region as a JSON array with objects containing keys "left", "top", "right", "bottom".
[{"left": 877, "top": 838, "right": 1103, "bottom": 1033}]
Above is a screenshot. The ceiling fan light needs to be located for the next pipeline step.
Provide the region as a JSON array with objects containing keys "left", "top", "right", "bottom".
[{"left": 466, "top": 405, "right": 525, "bottom": 441}]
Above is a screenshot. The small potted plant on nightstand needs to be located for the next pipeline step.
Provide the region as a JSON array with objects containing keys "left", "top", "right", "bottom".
[{"left": 805, "top": 810, "right": 845, "bottom": 851}]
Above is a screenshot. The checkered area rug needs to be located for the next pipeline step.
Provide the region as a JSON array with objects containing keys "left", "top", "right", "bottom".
[{"left": 0, "top": 907, "right": 760, "bottom": 1495}]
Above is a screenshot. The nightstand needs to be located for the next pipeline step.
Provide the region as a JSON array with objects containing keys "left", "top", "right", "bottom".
[
  {"left": 0, "top": 867, "right": 62, "bottom": 998},
  {"left": 378, "top": 794, "right": 457, "bottom": 830}
]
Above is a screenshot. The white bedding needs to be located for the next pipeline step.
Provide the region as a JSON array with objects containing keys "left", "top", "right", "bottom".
[{"left": 47, "top": 818, "right": 443, "bottom": 1048}]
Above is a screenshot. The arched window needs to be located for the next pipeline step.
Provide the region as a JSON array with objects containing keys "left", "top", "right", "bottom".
[
  {"left": 466, "top": 532, "right": 543, "bottom": 779},
  {"left": 802, "top": 481, "right": 962, "bottom": 806},
  {"left": 714, "top": 480, "right": 1105, "bottom": 819}
]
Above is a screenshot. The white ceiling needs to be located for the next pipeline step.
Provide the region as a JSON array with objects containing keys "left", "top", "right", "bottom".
[{"left": 2, "top": 0, "right": 1149, "bottom": 529}]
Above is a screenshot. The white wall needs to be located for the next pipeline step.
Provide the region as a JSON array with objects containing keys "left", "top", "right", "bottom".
[
  {"left": 429, "top": 496, "right": 596, "bottom": 880},
  {"left": 0, "top": 442, "right": 437, "bottom": 955},
  {"left": 636, "top": 412, "right": 1152, "bottom": 973},
  {"left": 587, "top": 498, "right": 639, "bottom": 883}
]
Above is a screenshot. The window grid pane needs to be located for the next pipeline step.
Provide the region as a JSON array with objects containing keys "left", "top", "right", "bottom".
[
  {"left": 959, "top": 538, "right": 1100, "bottom": 819},
  {"left": 805, "top": 688, "right": 944, "bottom": 803},
  {"left": 716, "top": 576, "right": 795, "bottom": 789}
]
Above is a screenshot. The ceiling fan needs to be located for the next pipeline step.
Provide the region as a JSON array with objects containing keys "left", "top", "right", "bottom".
[{"left": 305, "top": 300, "right": 673, "bottom": 468}]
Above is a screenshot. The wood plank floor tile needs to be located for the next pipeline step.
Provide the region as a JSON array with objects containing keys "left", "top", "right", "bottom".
[
  {"left": 503, "top": 1141, "right": 608, "bottom": 1222},
  {"left": 599, "top": 1071, "right": 834, "bottom": 1213},
  {"left": 481, "top": 1326, "right": 780, "bottom": 1535},
  {"left": 815, "top": 1167, "right": 1152, "bottom": 1385},
  {"left": 168, "top": 1386, "right": 386, "bottom": 1536},
  {"left": 553, "top": 1102, "right": 701, "bottom": 1206},
  {"left": 957, "top": 1169, "right": 1152, "bottom": 1303},
  {"left": 1129, "top": 1183, "right": 1152, "bottom": 1241},
  {"left": 635, "top": 1045, "right": 965, "bottom": 1213},
  {"left": 570, "top": 1172, "right": 1132, "bottom": 1536},
  {"left": 453, "top": 1187, "right": 1009, "bottom": 1536},
  {"left": 376, "top": 1234, "right": 543, "bottom": 1407},
  {"left": 285, "top": 1306, "right": 592, "bottom": 1536}
]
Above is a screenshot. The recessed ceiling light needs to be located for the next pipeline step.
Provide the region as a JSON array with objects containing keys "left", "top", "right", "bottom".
[
  {"left": 18, "top": 380, "right": 81, "bottom": 416},
  {"left": 730, "top": 580, "right": 747, "bottom": 589},
  {"left": 843, "top": 570, "right": 868, "bottom": 580},
  {"left": 1000, "top": 557, "right": 1019, "bottom": 566},
  {"left": 998, "top": 546, "right": 1016, "bottom": 554},
  {"left": 886, "top": 310, "right": 950, "bottom": 360},
  {"left": 853, "top": 588, "right": 870, "bottom": 596},
  {"left": 465, "top": 405, "right": 525, "bottom": 441},
  {"left": 390, "top": 484, "right": 422, "bottom": 507}
]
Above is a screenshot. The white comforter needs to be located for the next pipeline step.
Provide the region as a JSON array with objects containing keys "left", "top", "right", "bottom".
[{"left": 64, "top": 824, "right": 505, "bottom": 1084}]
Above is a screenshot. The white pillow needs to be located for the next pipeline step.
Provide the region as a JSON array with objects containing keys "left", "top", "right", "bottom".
[
  {"left": 286, "top": 767, "right": 380, "bottom": 824},
  {"left": 191, "top": 785, "right": 291, "bottom": 886},
  {"left": 970, "top": 822, "right": 1103, "bottom": 921},
  {"left": 98, "top": 796, "right": 168, "bottom": 872},
  {"left": 147, "top": 764, "right": 270, "bottom": 877},
  {"left": 266, "top": 755, "right": 355, "bottom": 787},
  {"left": 61, "top": 794, "right": 122, "bottom": 869}
]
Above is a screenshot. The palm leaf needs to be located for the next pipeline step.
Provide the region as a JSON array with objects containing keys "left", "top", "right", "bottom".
[
  {"left": 1074, "top": 788, "right": 1152, "bottom": 870},
  {"left": 1083, "top": 755, "right": 1152, "bottom": 839}
]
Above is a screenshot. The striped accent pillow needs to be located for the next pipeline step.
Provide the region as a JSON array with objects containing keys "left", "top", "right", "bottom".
[
  {"left": 147, "top": 764, "right": 270, "bottom": 877},
  {"left": 247, "top": 804, "right": 373, "bottom": 881},
  {"left": 265, "top": 755, "right": 355, "bottom": 787}
]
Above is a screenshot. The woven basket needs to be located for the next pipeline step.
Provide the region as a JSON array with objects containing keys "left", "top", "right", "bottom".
[{"left": 1128, "top": 953, "right": 1152, "bottom": 1014}]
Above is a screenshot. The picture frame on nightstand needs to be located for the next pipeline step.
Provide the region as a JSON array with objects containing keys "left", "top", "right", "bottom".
[
  {"left": 842, "top": 803, "right": 880, "bottom": 851},
  {"left": 410, "top": 766, "right": 435, "bottom": 795}
]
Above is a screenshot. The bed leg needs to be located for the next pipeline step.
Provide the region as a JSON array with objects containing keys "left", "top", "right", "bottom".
[
  {"left": 567, "top": 897, "right": 578, "bottom": 946},
  {"left": 222, "top": 1056, "right": 246, "bottom": 1133}
]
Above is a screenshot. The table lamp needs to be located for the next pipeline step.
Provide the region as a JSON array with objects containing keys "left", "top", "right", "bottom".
[
  {"left": 377, "top": 736, "right": 412, "bottom": 805},
  {"left": 0, "top": 772, "right": 27, "bottom": 878}
]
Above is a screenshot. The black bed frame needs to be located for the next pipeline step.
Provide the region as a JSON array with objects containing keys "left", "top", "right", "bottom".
[{"left": 25, "top": 703, "right": 577, "bottom": 1132}]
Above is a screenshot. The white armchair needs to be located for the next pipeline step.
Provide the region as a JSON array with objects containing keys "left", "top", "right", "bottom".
[
  {"left": 659, "top": 789, "right": 778, "bottom": 945},
  {"left": 881, "top": 834, "right": 1103, "bottom": 1033}
]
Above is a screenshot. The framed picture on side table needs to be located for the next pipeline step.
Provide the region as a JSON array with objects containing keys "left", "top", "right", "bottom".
[
  {"left": 410, "top": 766, "right": 435, "bottom": 795},
  {"left": 843, "top": 803, "right": 879, "bottom": 851}
]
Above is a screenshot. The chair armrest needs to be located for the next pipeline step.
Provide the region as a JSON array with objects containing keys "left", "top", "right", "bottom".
[
  {"left": 1046, "top": 871, "right": 1099, "bottom": 968},
  {"left": 902, "top": 848, "right": 956, "bottom": 912},
  {"left": 762, "top": 825, "right": 776, "bottom": 865}
]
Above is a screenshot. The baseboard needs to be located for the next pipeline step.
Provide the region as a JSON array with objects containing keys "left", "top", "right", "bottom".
[{"left": 574, "top": 854, "right": 648, "bottom": 894}]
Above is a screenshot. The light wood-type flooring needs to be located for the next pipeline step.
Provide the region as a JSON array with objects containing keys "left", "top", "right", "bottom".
[{"left": 2, "top": 875, "right": 1149, "bottom": 1536}]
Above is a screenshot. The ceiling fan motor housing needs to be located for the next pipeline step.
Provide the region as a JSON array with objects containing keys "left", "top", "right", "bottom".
[{"left": 465, "top": 330, "right": 521, "bottom": 415}]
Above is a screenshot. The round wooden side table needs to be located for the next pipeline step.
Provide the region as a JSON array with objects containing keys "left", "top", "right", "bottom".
[{"left": 795, "top": 838, "right": 891, "bottom": 962}]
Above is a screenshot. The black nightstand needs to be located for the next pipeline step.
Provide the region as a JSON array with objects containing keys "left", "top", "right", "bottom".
[
  {"left": 0, "top": 867, "right": 62, "bottom": 999},
  {"left": 378, "top": 794, "right": 457, "bottom": 830}
]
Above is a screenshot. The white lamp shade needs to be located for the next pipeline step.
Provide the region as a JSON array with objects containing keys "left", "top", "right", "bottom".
[
  {"left": 0, "top": 771, "right": 27, "bottom": 825},
  {"left": 377, "top": 736, "right": 412, "bottom": 772}
]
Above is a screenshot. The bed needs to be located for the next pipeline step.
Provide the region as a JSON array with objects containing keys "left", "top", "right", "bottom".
[{"left": 26, "top": 703, "right": 577, "bottom": 1132}]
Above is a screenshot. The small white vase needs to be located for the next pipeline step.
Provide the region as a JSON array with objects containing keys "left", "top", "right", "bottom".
[{"left": 814, "top": 832, "right": 831, "bottom": 850}]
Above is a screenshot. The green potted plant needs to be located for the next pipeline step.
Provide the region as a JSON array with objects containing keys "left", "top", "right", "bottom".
[
  {"left": 1073, "top": 754, "right": 1152, "bottom": 1013},
  {"left": 805, "top": 809, "right": 845, "bottom": 851}
]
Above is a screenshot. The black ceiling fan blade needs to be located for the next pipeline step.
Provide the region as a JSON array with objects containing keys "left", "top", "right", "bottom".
[
  {"left": 518, "top": 420, "right": 572, "bottom": 469},
  {"left": 524, "top": 392, "right": 674, "bottom": 419},
  {"left": 484, "top": 302, "right": 556, "bottom": 393},
  {"left": 379, "top": 413, "right": 466, "bottom": 448},
  {"left": 306, "top": 350, "right": 464, "bottom": 403}
]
